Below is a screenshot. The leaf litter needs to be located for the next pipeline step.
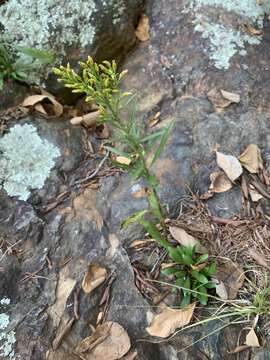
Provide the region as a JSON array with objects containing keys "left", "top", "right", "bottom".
[{"left": 146, "top": 303, "right": 195, "bottom": 338}]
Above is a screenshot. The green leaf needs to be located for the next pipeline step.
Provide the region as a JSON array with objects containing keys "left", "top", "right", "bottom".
[
  {"left": 149, "top": 190, "right": 163, "bottom": 222},
  {"left": 103, "top": 145, "right": 131, "bottom": 158},
  {"left": 130, "top": 162, "right": 145, "bottom": 180},
  {"left": 168, "top": 246, "right": 183, "bottom": 263},
  {"left": 197, "top": 286, "right": 208, "bottom": 305},
  {"left": 121, "top": 210, "right": 148, "bottom": 229},
  {"left": 204, "top": 281, "right": 216, "bottom": 289},
  {"left": 180, "top": 251, "right": 193, "bottom": 266},
  {"left": 148, "top": 175, "right": 159, "bottom": 187},
  {"left": 140, "top": 220, "right": 171, "bottom": 249},
  {"left": 150, "top": 122, "right": 174, "bottom": 167},
  {"left": 195, "top": 253, "right": 209, "bottom": 265},
  {"left": 202, "top": 262, "right": 217, "bottom": 277},
  {"left": 17, "top": 46, "right": 55, "bottom": 63},
  {"left": 141, "top": 130, "right": 163, "bottom": 143},
  {"left": 191, "top": 270, "right": 209, "bottom": 284},
  {"left": 161, "top": 268, "right": 180, "bottom": 275},
  {"left": 0, "top": 73, "right": 4, "bottom": 90}
]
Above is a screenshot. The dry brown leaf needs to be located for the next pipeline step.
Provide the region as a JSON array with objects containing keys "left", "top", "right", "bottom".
[
  {"left": 146, "top": 303, "right": 195, "bottom": 338},
  {"left": 169, "top": 226, "right": 206, "bottom": 253},
  {"left": 248, "top": 248, "right": 270, "bottom": 269},
  {"left": 70, "top": 110, "right": 100, "bottom": 127},
  {"left": 214, "top": 280, "right": 228, "bottom": 300},
  {"left": 228, "top": 345, "right": 250, "bottom": 354},
  {"left": 149, "top": 112, "right": 161, "bottom": 127},
  {"left": 245, "top": 328, "right": 260, "bottom": 347},
  {"left": 23, "top": 93, "right": 63, "bottom": 117},
  {"left": 209, "top": 171, "right": 233, "bottom": 193},
  {"left": 214, "top": 263, "right": 245, "bottom": 300},
  {"left": 238, "top": 144, "right": 263, "bottom": 174},
  {"left": 82, "top": 263, "right": 107, "bottom": 294},
  {"left": 207, "top": 88, "right": 232, "bottom": 110},
  {"left": 249, "top": 189, "right": 263, "bottom": 202},
  {"left": 135, "top": 14, "right": 150, "bottom": 41},
  {"left": 129, "top": 239, "right": 155, "bottom": 248},
  {"left": 216, "top": 151, "right": 243, "bottom": 182},
  {"left": 244, "top": 23, "right": 263, "bottom": 36},
  {"left": 116, "top": 156, "right": 132, "bottom": 166},
  {"left": 75, "top": 322, "right": 131, "bottom": 360},
  {"left": 220, "top": 90, "right": 240, "bottom": 103}
]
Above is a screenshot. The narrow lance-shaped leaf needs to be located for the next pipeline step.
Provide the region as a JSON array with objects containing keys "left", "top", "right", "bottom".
[
  {"left": 149, "top": 190, "right": 163, "bottom": 222},
  {"left": 121, "top": 210, "right": 148, "bottom": 229},
  {"left": 140, "top": 219, "right": 171, "bottom": 249},
  {"left": 150, "top": 122, "right": 174, "bottom": 167}
]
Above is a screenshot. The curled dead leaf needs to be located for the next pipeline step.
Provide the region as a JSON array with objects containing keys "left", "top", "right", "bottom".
[
  {"left": 169, "top": 226, "right": 207, "bottom": 253},
  {"left": 146, "top": 303, "right": 195, "bottom": 338},
  {"left": 244, "top": 23, "right": 263, "bottom": 36},
  {"left": 23, "top": 92, "right": 63, "bottom": 117},
  {"left": 82, "top": 263, "right": 107, "bottom": 294},
  {"left": 220, "top": 90, "right": 240, "bottom": 103},
  {"left": 216, "top": 151, "right": 243, "bottom": 182},
  {"left": 249, "top": 189, "right": 263, "bottom": 202},
  {"left": 214, "top": 262, "right": 244, "bottom": 300},
  {"left": 207, "top": 88, "right": 231, "bottom": 111},
  {"left": 209, "top": 171, "right": 232, "bottom": 193},
  {"left": 238, "top": 144, "right": 263, "bottom": 174},
  {"left": 75, "top": 322, "right": 131, "bottom": 360},
  {"left": 135, "top": 14, "right": 150, "bottom": 42},
  {"left": 248, "top": 248, "right": 270, "bottom": 270},
  {"left": 116, "top": 156, "right": 132, "bottom": 165},
  {"left": 70, "top": 110, "right": 100, "bottom": 127}
]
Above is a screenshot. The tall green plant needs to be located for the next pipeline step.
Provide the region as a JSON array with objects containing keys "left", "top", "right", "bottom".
[
  {"left": 54, "top": 57, "right": 172, "bottom": 240},
  {"left": 54, "top": 57, "right": 215, "bottom": 305}
]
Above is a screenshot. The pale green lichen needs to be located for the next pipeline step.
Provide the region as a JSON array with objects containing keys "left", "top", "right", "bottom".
[
  {"left": 0, "top": 0, "right": 96, "bottom": 53},
  {"left": 0, "top": 312, "right": 16, "bottom": 359},
  {"left": 194, "top": 18, "right": 260, "bottom": 69},
  {"left": 185, "top": 0, "right": 268, "bottom": 69},
  {"left": 0, "top": 298, "right": 10, "bottom": 306},
  {"left": 0, "top": 124, "right": 60, "bottom": 201}
]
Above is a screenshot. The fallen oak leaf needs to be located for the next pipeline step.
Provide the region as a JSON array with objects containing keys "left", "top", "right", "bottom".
[
  {"left": 220, "top": 90, "right": 240, "bottom": 103},
  {"left": 169, "top": 226, "right": 207, "bottom": 253},
  {"left": 216, "top": 151, "right": 243, "bottom": 182},
  {"left": 209, "top": 171, "right": 232, "bottom": 193},
  {"left": 135, "top": 14, "right": 150, "bottom": 41},
  {"left": 75, "top": 322, "right": 131, "bottom": 360},
  {"left": 82, "top": 263, "right": 107, "bottom": 294},
  {"left": 238, "top": 144, "right": 263, "bottom": 174},
  {"left": 146, "top": 303, "right": 195, "bottom": 338},
  {"left": 214, "top": 262, "right": 245, "bottom": 300},
  {"left": 248, "top": 248, "right": 270, "bottom": 270},
  {"left": 22, "top": 93, "right": 63, "bottom": 117},
  {"left": 245, "top": 327, "right": 261, "bottom": 347}
]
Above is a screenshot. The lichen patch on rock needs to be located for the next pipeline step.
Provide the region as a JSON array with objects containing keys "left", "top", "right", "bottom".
[
  {"left": 185, "top": 0, "right": 268, "bottom": 69},
  {"left": 0, "top": 124, "right": 60, "bottom": 201}
]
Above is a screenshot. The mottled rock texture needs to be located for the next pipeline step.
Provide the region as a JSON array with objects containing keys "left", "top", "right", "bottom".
[{"left": 1, "top": 0, "right": 270, "bottom": 359}]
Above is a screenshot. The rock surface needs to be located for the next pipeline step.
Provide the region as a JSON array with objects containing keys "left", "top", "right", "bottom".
[{"left": 1, "top": 0, "right": 270, "bottom": 359}]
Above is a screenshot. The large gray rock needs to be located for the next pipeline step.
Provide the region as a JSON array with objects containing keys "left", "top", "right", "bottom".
[{"left": 0, "top": 0, "right": 145, "bottom": 89}]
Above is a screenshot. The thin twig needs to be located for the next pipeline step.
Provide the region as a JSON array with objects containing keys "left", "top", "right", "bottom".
[{"left": 74, "top": 151, "right": 109, "bottom": 185}]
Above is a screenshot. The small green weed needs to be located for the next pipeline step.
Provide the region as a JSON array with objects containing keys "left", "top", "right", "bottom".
[
  {"left": 0, "top": 43, "right": 55, "bottom": 89},
  {"left": 163, "top": 245, "right": 216, "bottom": 306},
  {"left": 54, "top": 57, "right": 215, "bottom": 306}
]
